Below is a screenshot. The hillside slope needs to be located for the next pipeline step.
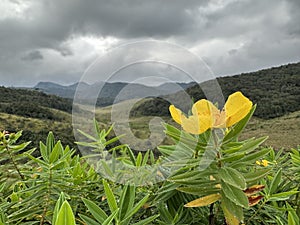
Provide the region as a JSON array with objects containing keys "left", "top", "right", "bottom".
[
  {"left": 131, "top": 62, "right": 300, "bottom": 119},
  {"left": 0, "top": 87, "right": 74, "bottom": 147}
]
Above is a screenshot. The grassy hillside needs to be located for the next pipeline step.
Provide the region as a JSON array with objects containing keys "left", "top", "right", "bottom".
[
  {"left": 0, "top": 87, "right": 75, "bottom": 148},
  {"left": 131, "top": 62, "right": 300, "bottom": 119},
  {"left": 0, "top": 111, "right": 74, "bottom": 149}
]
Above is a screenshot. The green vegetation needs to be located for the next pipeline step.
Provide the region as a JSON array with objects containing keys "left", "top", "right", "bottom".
[
  {"left": 0, "top": 107, "right": 299, "bottom": 224},
  {"left": 132, "top": 62, "right": 300, "bottom": 119}
]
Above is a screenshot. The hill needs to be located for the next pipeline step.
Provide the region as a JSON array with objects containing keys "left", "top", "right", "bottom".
[
  {"left": 34, "top": 81, "right": 195, "bottom": 106},
  {"left": 131, "top": 62, "right": 300, "bottom": 119},
  {"left": 0, "top": 87, "right": 75, "bottom": 147}
]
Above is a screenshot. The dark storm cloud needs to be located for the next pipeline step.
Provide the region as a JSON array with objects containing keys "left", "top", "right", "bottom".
[
  {"left": 21, "top": 50, "right": 43, "bottom": 61},
  {"left": 0, "top": 0, "right": 299, "bottom": 86}
]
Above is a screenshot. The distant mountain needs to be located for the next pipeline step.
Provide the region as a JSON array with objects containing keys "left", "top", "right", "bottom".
[
  {"left": 131, "top": 62, "right": 300, "bottom": 119},
  {"left": 34, "top": 81, "right": 87, "bottom": 99},
  {"left": 34, "top": 81, "right": 195, "bottom": 106}
]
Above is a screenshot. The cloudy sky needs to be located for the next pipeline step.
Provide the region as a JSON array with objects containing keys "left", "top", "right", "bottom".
[{"left": 0, "top": 0, "right": 299, "bottom": 87}]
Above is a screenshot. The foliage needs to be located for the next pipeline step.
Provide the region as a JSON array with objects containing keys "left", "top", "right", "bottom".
[{"left": 0, "top": 90, "right": 300, "bottom": 224}]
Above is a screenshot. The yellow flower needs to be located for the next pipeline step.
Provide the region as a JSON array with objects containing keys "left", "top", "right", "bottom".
[
  {"left": 169, "top": 91, "right": 253, "bottom": 134},
  {"left": 256, "top": 160, "right": 269, "bottom": 167}
]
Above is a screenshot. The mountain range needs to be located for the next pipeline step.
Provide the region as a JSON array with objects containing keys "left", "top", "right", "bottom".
[{"left": 34, "top": 81, "right": 196, "bottom": 106}]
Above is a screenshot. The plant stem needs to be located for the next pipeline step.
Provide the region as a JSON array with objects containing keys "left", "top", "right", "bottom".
[
  {"left": 245, "top": 200, "right": 266, "bottom": 223},
  {"left": 5, "top": 146, "right": 25, "bottom": 181},
  {"left": 209, "top": 203, "right": 215, "bottom": 225},
  {"left": 212, "top": 130, "right": 222, "bottom": 167},
  {"left": 40, "top": 165, "right": 52, "bottom": 225}
]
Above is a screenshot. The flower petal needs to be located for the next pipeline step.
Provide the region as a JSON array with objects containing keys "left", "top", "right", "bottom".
[
  {"left": 169, "top": 105, "right": 184, "bottom": 125},
  {"left": 225, "top": 92, "right": 253, "bottom": 127},
  {"left": 181, "top": 114, "right": 211, "bottom": 134},
  {"left": 192, "top": 99, "right": 218, "bottom": 117}
]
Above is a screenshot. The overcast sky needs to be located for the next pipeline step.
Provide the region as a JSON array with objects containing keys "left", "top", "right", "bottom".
[{"left": 0, "top": 0, "right": 299, "bottom": 87}]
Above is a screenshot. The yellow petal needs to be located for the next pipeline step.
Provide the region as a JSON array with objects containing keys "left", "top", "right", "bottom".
[
  {"left": 192, "top": 99, "right": 217, "bottom": 127},
  {"left": 184, "top": 194, "right": 221, "bottom": 207},
  {"left": 192, "top": 99, "right": 218, "bottom": 117},
  {"left": 180, "top": 115, "right": 200, "bottom": 134},
  {"left": 261, "top": 160, "right": 269, "bottom": 167},
  {"left": 181, "top": 114, "right": 211, "bottom": 134},
  {"left": 169, "top": 105, "right": 183, "bottom": 125},
  {"left": 225, "top": 91, "right": 253, "bottom": 127}
]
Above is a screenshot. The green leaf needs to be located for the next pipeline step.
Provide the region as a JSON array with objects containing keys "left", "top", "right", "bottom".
[
  {"left": 238, "top": 136, "right": 268, "bottom": 154},
  {"left": 287, "top": 202, "right": 299, "bottom": 225},
  {"left": 221, "top": 181, "right": 249, "bottom": 209},
  {"left": 233, "top": 147, "right": 271, "bottom": 165},
  {"left": 268, "top": 191, "right": 299, "bottom": 201},
  {"left": 136, "top": 153, "right": 142, "bottom": 167},
  {"left": 221, "top": 199, "right": 242, "bottom": 224},
  {"left": 103, "top": 180, "right": 118, "bottom": 213},
  {"left": 119, "top": 185, "right": 135, "bottom": 221},
  {"left": 39, "top": 142, "right": 48, "bottom": 162},
  {"left": 131, "top": 215, "right": 160, "bottom": 225},
  {"left": 49, "top": 141, "right": 63, "bottom": 163},
  {"left": 103, "top": 209, "right": 119, "bottom": 225},
  {"left": 55, "top": 201, "right": 76, "bottom": 225},
  {"left": 243, "top": 168, "right": 271, "bottom": 183},
  {"left": 268, "top": 168, "right": 282, "bottom": 195},
  {"left": 177, "top": 186, "right": 220, "bottom": 196},
  {"left": 46, "top": 132, "right": 55, "bottom": 156},
  {"left": 122, "top": 194, "right": 149, "bottom": 222},
  {"left": 79, "top": 214, "right": 100, "bottom": 225},
  {"left": 127, "top": 148, "right": 136, "bottom": 166},
  {"left": 82, "top": 198, "right": 108, "bottom": 223},
  {"left": 219, "top": 167, "right": 246, "bottom": 190},
  {"left": 142, "top": 150, "right": 150, "bottom": 166},
  {"left": 220, "top": 152, "right": 245, "bottom": 163},
  {"left": 53, "top": 192, "right": 66, "bottom": 224}
]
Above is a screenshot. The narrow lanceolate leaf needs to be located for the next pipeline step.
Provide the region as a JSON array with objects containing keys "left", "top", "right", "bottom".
[
  {"left": 131, "top": 215, "right": 160, "bottom": 225},
  {"left": 221, "top": 181, "right": 249, "bottom": 209},
  {"left": 103, "top": 180, "right": 118, "bottom": 213},
  {"left": 268, "top": 168, "right": 282, "bottom": 195},
  {"left": 221, "top": 202, "right": 240, "bottom": 225},
  {"left": 55, "top": 201, "right": 76, "bottom": 225},
  {"left": 219, "top": 167, "right": 246, "bottom": 190},
  {"left": 238, "top": 136, "right": 268, "bottom": 154},
  {"left": 82, "top": 198, "right": 108, "bottom": 223},
  {"left": 53, "top": 192, "right": 66, "bottom": 224},
  {"left": 122, "top": 194, "right": 150, "bottom": 222},
  {"left": 243, "top": 168, "right": 271, "bottom": 183},
  {"left": 102, "top": 209, "right": 119, "bottom": 225},
  {"left": 237, "top": 147, "right": 271, "bottom": 164},
  {"left": 184, "top": 194, "right": 221, "bottom": 207},
  {"left": 221, "top": 193, "right": 244, "bottom": 221}
]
